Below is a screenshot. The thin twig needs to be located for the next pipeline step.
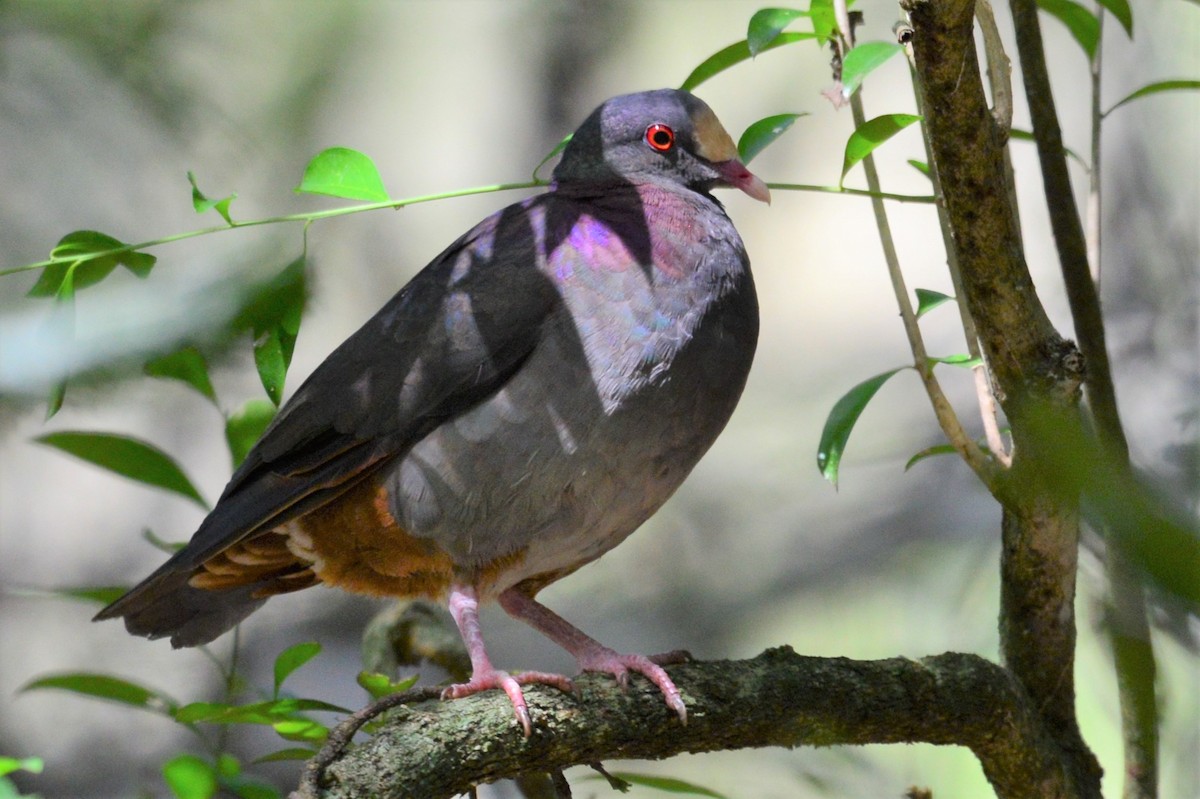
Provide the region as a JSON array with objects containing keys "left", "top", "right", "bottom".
[
  {"left": 971, "top": 0, "right": 1015, "bottom": 465},
  {"left": 838, "top": 0, "right": 999, "bottom": 490},
  {"left": 977, "top": 0, "right": 1025, "bottom": 244},
  {"left": 767, "top": 183, "right": 935, "bottom": 203},
  {"left": 1085, "top": 10, "right": 1159, "bottom": 799},
  {"left": 833, "top": 0, "right": 855, "bottom": 51},
  {"left": 291, "top": 686, "right": 444, "bottom": 799},
  {"left": 975, "top": 0, "right": 1013, "bottom": 138},
  {"left": 2, "top": 180, "right": 933, "bottom": 281},
  {"left": 906, "top": 38, "right": 1011, "bottom": 468},
  {"left": 0, "top": 182, "right": 545, "bottom": 278},
  {"left": 1087, "top": 11, "right": 1104, "bottom": 288},
  {"left": 1010, "top": 1, "right": 1159, "bottom": 794}
]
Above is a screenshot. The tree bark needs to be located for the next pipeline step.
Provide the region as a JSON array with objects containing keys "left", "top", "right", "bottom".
[
  {"left": 901, "top": 0, "right": 1101, "bottom": 795},
  {"left": 293, "top": 649, "right": 1074, "bottom": 799}
]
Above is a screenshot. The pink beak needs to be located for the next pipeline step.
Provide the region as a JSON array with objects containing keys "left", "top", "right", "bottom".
[{"left": 715, "top": 159, "right": 771, "bottom": 204}]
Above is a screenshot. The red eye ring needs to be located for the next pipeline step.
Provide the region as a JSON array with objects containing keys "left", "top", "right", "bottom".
[{"left": 645, "top": 123, "right": 675, "bottom": 152}]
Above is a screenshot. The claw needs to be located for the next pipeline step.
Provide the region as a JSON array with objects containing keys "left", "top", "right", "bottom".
[
  {"left": 664, "top": 685, "right": 687, "bottom": 725},
  {"left": 579, "top": 650, "right": 686, "bottom": 723},
  {"left": 443, "top": 668, "right": 575, "bottom": 737}
]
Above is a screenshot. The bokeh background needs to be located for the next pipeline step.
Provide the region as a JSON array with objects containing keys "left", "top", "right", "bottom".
[{"left": 1, "top": 2, "right": 1196, "bottom": 797}]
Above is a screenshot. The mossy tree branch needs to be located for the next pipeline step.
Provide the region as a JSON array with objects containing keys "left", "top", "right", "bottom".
[{"left": 293, "top": 649, "right": 1075, "bottom": 799}]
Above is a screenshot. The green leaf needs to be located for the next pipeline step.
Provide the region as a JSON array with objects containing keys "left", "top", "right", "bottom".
[
  {"left": 296, "top": 147, "right": 389, "bottom": 201},
  {"left": 143, "top": 528, "right": 187, "bottom": 553},
  {"left": 172, "top": 702, "right": 242, "bottom": 724},
  {"left": 27, "top": 258, "right": 95, "bottom": 299},
  {"left": 907, "top": 159, "right": 931, "bottom": 178},
  {"left": 43, "top": 264, "right": 78, "bottom": 419},
  {"left": 234, "top": 257, "right": 307, "bottom": 338},
  {"left": 928, "top": 353, "right": 982, "bottom": 368},
  {"left": 817, "top": 368, "right": 906, "bottom": 487},
  {"left": 905, "top": 443, "right": 959, "bottom": 470},
  {"left": 174, "top": 698, "right": 349, "bottom": 725},
  {"left": 1096, "top": 0, "right": 1132, "bottom": 36},
  {"left": 42, "top": 264, "right": 83, "bottom": 418},
  {"left": 841, "top": 41, "right": 904, "bottom": 97},
  {"left": 187, "top": 171, "right": 236, "bottom": 225},
  {"left": 28, "top": 257, "right": 107, "bottom": 299},
  {"left": 162, "top": 755, "right": 217, "bottom": 799},
  {"left": 0, "top": 758, "right": 43, "bottom": 779},
  {"left": 272, "top": 719, "right": 329, "bottom": 743},
  {"left": 600, "top": 772, "right": 728, "bottom": 798},
  {"left": 46, "top": 379, "right": 67, "bottom": 421},
  {"left": 215, "top": 754, "right": 240, "bottom": 779},
  {"left": 737, "top": 113, "right": 806, "bottom": 164},
  {"left": 357, "top": 671, "right": 393, "bottom": 701},
  {"left": 1036, "top": 0, "right": 1099, "bottom": 60},
  {"left": 915, "top": 288, "right": 954, "bottom": 318},
  {"left": 253, "top": 748, "right": 316, "bottom": 764},
  {"left": 21, "top": 673, "right": 175, "bottom": 714},
  {"left": 809, "top": 0, "right": 837, "bottom": 44},
  {"left": 747, "top": 8, "right": 809, "bottom": 55},
  {"left": 253, "top": 330, "right": 288, "bottom": 406},
  {"left": 225, "top": 399, "right": 276, "bottom": 468},
  {"left": 145, "top": 346, "right": 218, "bottom": 405},
  {"left": 226, "top": 780, "right": 279, "bottom": 799},
  {"left": 273, "top": 642, "right": 321, "bottom": 699},
  {"left": 35, "top": 431, "right": 206, "bottom": 508},
  {"left": 235, "top": 257, "right": 306, "bottom": 406},
  {"left": 356, "top": 671, "right": 419, "bottom": 701},
  {"left": 47, "top": 585, "right": 129, "bottom": 606},
  {"left": 840, "top": 114, "right": 923, "bottom": 186},
  {"left": 680, "top": 32, "right": 816, "bottom": 92},
  {"left": 1105, "top": 80, "right": 1200, "bottom": 116},
  {"left": 27, "top": 231, "right": 155, "bottom": 297}
]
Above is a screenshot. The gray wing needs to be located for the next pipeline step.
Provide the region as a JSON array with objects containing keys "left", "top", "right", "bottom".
[{"left": 95, "top": 198, "right": 566, "bottom": 644}]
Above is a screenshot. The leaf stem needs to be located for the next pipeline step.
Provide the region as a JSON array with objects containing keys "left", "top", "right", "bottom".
[
  {"left": 0, "top": 181, "right": 545, "bottom": 279},
  {"left": 1, "top": 179, "right": 934, "bottom": 281},
  {"left": 767, "top": 183, "right": 935, "bottom": 203},
  {"left": 844, "top": 74, "right": 998, "bottom": 488},
  {"left": 907, "top": 2, "right": 1010, "bottom": 467}
]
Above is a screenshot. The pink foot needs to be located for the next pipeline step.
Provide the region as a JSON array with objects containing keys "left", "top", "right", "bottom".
[
  {"left": 442, "top": 669, "right": 575, "bottom": 736},
  {"left": 446, "top": 585, "right": 578, "bottom": 736},
  {"left": 498, "top": 588, "right": 691, "bottom": 724},
  {"left": 576, "top": 647, "right": 688, "bottom": 723}
]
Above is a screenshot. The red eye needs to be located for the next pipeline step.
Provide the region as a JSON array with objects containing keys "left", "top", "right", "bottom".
[{"left": 645, "top": 123, "right": 675, "bottom": 152}]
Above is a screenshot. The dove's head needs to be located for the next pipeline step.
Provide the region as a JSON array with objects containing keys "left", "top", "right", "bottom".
[{"left": 554, "top": 89, "right": 770, "bottom": 204}]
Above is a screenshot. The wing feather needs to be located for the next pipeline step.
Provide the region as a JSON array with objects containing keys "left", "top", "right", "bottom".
[{"left": 96, "top": 198, "right": 565, "bottom": 641}]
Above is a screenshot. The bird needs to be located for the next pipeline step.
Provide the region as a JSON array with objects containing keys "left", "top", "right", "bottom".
[{"left": 95, "top": 88, "right": 768, "bottom": 734}]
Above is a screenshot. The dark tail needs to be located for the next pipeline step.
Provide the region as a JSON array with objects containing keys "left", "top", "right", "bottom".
[{"left": 93, "top": 563, "right": 266, "bottom": 648}]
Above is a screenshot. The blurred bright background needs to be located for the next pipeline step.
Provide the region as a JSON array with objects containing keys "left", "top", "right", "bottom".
[{"left": 1, "top": 2, "right": 1196, "bottom": 797}]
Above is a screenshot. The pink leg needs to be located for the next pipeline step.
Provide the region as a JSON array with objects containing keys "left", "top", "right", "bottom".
[
  {"left": 442, "top": 584, "right": 574, "bottom": 736},
  {"left": 498, "top": 587, "right": 688, "bottom": 723}
]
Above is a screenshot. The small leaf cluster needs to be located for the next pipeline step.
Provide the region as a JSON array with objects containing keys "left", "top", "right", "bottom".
[
  {"left": 0, "top": 756, "right": 44, "bottom": 799},
  {"left": 19, "top": 642, "right": 377, "bottom": 799}
]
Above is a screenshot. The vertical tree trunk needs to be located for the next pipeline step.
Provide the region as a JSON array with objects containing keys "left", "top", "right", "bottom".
[{"left": 900, "top": 0, "right": 1104, "bottom": 795}]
